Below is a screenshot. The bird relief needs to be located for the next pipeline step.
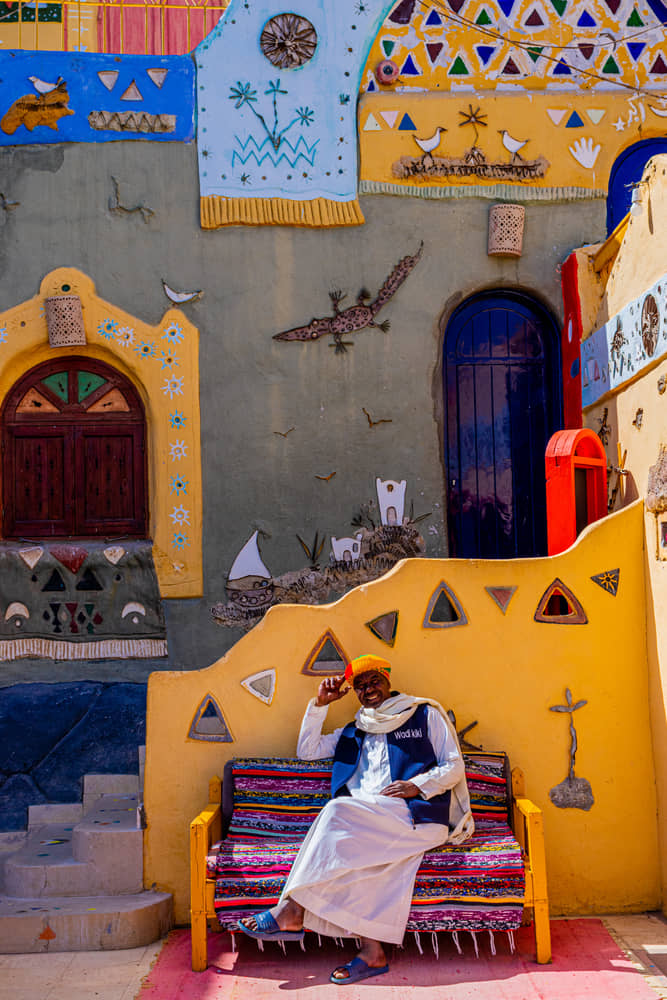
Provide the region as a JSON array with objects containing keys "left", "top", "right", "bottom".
[
  {"left": 1, "top": 75, "right": 74, "bottom": 135},
  {"left": 273, "top": 244, "right": 422, "bottom": 354},
  {"left": 392, "top": 104, "right": 549, "bottom": 183}
]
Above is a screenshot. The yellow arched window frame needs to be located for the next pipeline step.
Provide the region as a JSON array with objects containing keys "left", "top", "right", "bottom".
[{"left": 0, "top": 268, "right": 202, "bottom": 598}]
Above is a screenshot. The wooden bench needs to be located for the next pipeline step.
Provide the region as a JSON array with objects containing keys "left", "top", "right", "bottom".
[{"left": 190, "top": 753, "right": 550, "bottom": 972}]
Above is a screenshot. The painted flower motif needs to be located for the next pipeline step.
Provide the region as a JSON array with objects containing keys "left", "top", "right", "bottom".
[
  {"left": 162, "top": 321, "right": 184, "bottom": 345},
  {"left": 116, "top": 326, "right": 135, "bottom": 348},
  {"left": 160, "top": 349, "right": 180, "bottom": 370},
  {"left": 134, "top": 340, "right": 157, "bottom": 360},
  {"left": 169, "top": 475, "right": 189, "bottom": 496},
  {"left": 169, "top": 439, "right": 188, "bottom": 461},
  {"left": 169, "top": 410, "right": 187, "bottom": 429},
  {"left": 170, "top": 504, "right": 191, "bottom": 526},
  {"left": 296, "top": 106, "right": 314, "bottom": 127},
  {"left": 162, "top": 376, "right": 185, "bottom": 399},
  {"left": 172, "top": 532, "right": 190, "bottom": 550},
  {"left": 97, "top": 318, "right": 118, "bottom": 340},
  {"left": 229, "top": 81, "right": 257, "bottom": 108},
  {"left": 0, "top": 326, "right": 7, "bottom": 346}
]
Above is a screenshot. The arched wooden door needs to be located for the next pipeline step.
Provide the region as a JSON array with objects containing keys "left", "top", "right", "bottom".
[
  {"left": 444, "top": 291, "right": 561, "bottom": 559},
  {"left": 2, "top": 357, "right": 147, "bottom": 538}
]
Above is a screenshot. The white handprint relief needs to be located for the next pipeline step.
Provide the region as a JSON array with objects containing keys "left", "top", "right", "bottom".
[{"left": 569, "top": 137, "right": 601, "bottom": 169}]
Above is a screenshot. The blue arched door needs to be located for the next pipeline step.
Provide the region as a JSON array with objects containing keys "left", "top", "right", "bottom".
[
  {"left": 444, "top": 291, "right": 561, "bottom": 559},
  {"left": 607, "top": 138, "right": 667, "bottom": 233}
]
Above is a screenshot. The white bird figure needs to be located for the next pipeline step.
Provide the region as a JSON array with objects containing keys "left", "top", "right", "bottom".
[
  {"left": 28, "top": 75, "right": 64, "bottom": 95},
  {"left": 413, "top": 126, "right": 447, "bottom": 160},
  {"left": 498, "top": 129, "right": 529, "bottom": 163},
  {"left": 162, "top": 280, "right": 202, "bottom": 305}
]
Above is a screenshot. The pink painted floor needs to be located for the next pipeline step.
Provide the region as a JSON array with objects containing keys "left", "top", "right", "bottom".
[{"left": 139, "top": 920, "right": 662, "bottom": 999}]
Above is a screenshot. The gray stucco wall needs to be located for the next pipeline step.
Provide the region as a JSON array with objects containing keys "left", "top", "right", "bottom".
[{"left": 0, "top": 140, "right": 607, "bottom": 685}]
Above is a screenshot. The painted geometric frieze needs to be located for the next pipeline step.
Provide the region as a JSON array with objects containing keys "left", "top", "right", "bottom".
[
  {"left": 0, "top": 540, "right": 166, "bottom": 661},
  {"left": 0, "top": 51, "right": 194, "bottom": 145},
  {"left": 581, "top": 272, "right": 667, "bottom": 408},
  {"left": 359, "top": 1, "right": 667, "bottom": 198},
  {"left": 195, "top": 0, "right": 398, "bottom": 228},
  {"left": 0, "top": 268, "right": 202, "bottom": 598},
  {"left": 363, "top": 0, "right": 667, "bottom": 95}
]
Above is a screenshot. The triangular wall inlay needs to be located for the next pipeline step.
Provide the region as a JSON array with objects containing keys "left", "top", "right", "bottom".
[
  {"left": 590, "top": 568, "right": 620, "bottom": 596},
  {"left": 485, "top": 586, "right": 517, "bottom": 614},
  {"left": 365, "top": 610, "right": 399, "bottom": 647},
  {"left": 188, "top": 694, "right": 233, "bottom": 742},
  {"left": 301, "top": 629, "right": 349, "bottom": 675},
  {"left": 241, "top": 668, "right": 276, "bottom": 705},
  {"left": 422, "top": 582, "right": 468, "bottom": 629},
  {"left": 534, "top": 578, "right": 588, "bottom": 624}
]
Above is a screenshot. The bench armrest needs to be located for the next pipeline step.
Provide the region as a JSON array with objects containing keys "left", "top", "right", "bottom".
[
  {"left": 511, "top": 774, "right": 551, "bottom": 964},
  {"left": 190, "top": 776, "right": 222, "bottom": 972}
]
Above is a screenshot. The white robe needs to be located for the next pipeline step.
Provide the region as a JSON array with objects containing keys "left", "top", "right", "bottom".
[{"left": 280, "top": 698, "right": 465, "bottom": 944}]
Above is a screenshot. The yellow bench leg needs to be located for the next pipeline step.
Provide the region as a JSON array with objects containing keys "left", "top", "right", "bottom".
[
  {"left": 191, "top": 911, "right": 208, "bottom": 972},
  {"left": 533, "top": 900, "right": 552, "bottom": 964}
]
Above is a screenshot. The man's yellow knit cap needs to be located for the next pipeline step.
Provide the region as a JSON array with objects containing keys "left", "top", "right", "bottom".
[{"left": 344, "top": 654, "right": 392, "bottom": 683}]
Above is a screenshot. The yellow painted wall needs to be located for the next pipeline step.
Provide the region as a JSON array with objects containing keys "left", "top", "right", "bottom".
[
  {"left": 144, "top": 500, "right": 659, "bottom": 923},
  {"left": 0, "top": 267, "right": 202, "bottom": 597},
  {"left": 575, "top": 155, "right": 667, "bottom": 912},
  {"left": 359, "top": 92, "right": 667, "bottom": 198}
]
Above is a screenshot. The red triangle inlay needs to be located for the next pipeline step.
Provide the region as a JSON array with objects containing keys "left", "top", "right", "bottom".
[
  {"left": 50, "top": 544, "right": 89, "bottom": 575},
  {"left": 578, "top": 43, "right": 594, "bottom": 59},
  {"left": 651, "top": 54, "right": 667, "bottom": 73},
  {"left": 502, "top": 56, "right": 521, "bottom": 74},
  {"left": 448, "top": 0, "right": 466, "bottom": 10},
  {"left": 426, "top": 42, "right": 444, "bottom": 63},
  {"left": 525, "top": 9, "right": 545, "bottom": 24},
  {"left": 603, "top": 0, "right": 621, "bottom": 11}
]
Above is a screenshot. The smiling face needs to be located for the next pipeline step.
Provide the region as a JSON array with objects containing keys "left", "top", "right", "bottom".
[{"left": 352, "top": 670, "right": 391, "bottom": 709}]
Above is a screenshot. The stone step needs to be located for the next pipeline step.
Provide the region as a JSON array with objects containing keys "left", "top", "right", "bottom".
[
  {"left": 3, "top": 798, "right": 142, "bottom": 898},
  {"left": 82, "top": 774, "right": 140, "bottom": 814},
  {"left": 0, "top": 890, "right": 173, "bottom": 953},
  {"left": 28, "top": 803, "right": 83, "bottom": 830}
]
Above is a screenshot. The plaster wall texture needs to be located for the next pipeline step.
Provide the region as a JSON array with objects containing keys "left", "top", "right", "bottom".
[
  {"left": 579, "top": 155, "right": 667, "bottom": 913},
  {"left": 145, "top": 501, "right": 659, "bottom": 922},
  {"left": 0, "top": 140, "right": 605, "bottom": 688}
]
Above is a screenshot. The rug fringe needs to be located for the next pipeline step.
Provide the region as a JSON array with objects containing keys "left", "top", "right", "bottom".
[
  {"left": 471, "top": 930, "right": 479, "bottom": 958},
  {"left": 452, "top": 930, "right": 463, "bottom": 955},
  {"left": 413, "top": 931, "right": 423, "bottom": 955},
  {"left": 431, "top": 932, "right": 439, "bottom": 959}
]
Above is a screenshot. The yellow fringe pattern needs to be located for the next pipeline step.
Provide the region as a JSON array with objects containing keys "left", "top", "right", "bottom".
[{"left": 200, "top": 196, "right": 365, "bottom": 229}]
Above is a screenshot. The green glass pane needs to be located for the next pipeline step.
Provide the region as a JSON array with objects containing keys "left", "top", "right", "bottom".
[
  {"left": 381, "top": 39, "right": 395, "bottom": 56},
  {"left": 551, "top": 0, "right": 567, "bottom": 15},
  {"left": 627, "top": 8, "right": 643, "bottom": 24},
  {"left": 527, "top": 46, "right": 543, "bottom": 62},
  {"left": 476, "top": 9, "right": 492, "bottom": 23},
  {"left": 42, "top": 372, "right": 68, "bottom": 402},
  {"left": 449, "top": 56, "right": 469, "bottom": 75},
  {"left": 78, "top": 371, "right": 107, "bottom": 402},
  {"left": 602, "top": 55, "right": 620, "bottom": 73}
]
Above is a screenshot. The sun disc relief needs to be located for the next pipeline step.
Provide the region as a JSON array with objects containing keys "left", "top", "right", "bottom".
[{"left": 260, "top": 13, "right": 318, "bottom": 69}]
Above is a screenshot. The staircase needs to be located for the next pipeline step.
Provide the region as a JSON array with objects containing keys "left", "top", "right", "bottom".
[{"left": 0, "top": 767, "right": 172, "bottom": 953}]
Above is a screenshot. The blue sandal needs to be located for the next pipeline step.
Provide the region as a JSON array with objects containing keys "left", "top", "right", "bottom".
[
  {"left": 330, "top": 956, "right": 390, "bottom": 985},
  {"left": 237, "top": 910, "right": 305, "bottom": 942}
]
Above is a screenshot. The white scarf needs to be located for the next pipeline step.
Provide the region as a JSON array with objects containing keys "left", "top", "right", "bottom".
[{"left": 355, "top": 692, "right": 474, "bottom": 845}]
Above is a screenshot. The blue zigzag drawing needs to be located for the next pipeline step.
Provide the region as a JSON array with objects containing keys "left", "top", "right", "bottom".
[{"left": 232, "top": 133, "right": 320, "bottom": 169}]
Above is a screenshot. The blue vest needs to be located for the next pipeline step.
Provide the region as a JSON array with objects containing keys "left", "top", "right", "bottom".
[{"left": 331, "top": 703, "right": 451, "bottom": 827}]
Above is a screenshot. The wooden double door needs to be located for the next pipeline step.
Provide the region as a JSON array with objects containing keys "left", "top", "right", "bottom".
[{"left": 444, "top": 291, "right": 561, "bottom": 559}]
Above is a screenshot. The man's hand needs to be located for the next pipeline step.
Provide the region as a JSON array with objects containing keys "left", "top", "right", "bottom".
[
  {"left": 315, "top": 675, "right": 350, "bottom": 707},
  {"left": 380, "top": 780, "right": 421, "bottom": 799}
]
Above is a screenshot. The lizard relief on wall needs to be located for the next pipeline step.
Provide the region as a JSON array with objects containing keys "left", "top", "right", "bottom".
[{"left": 273, "top": 243, "right": 423, "bottom": 354}]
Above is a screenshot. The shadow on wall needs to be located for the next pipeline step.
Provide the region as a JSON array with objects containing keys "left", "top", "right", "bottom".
[{"left": 0, "top": 682, "right": 146, "bottom": 830}]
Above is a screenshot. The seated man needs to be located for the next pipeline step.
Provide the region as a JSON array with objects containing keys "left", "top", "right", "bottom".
[{"left": 239, "top": 653, "right": 473, "bottom": 985}]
